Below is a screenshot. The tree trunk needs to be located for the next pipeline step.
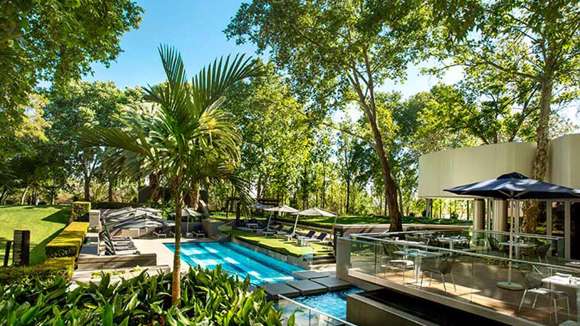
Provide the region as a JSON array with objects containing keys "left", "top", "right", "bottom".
[
  {"left": 345, "top": 177, "right": 351, "bottom": 214},
  {"left": 171, "top": 183, "right": 182, "bottom": 306},
  {"left": 83, "top": 175, "right": 91, "bottom": 201},
  {"left": 107, "top": 178, "right": 114, "bottom": 202},
  {"left": 523, "top": 74, "right": 553, "bottom": 233},
  {"left": 367, "top": 115, "right": 402, "bottom": 231},
  {"left": 190, "top": 183, "right": 200, "bottom": 210},
  {"left": 20, "top": 185, "right": 29, "bottom": 205}
]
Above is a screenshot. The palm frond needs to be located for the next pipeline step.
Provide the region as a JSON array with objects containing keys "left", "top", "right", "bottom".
[{"left": 191, "top": 54, "right": 259, "bottom": 114}]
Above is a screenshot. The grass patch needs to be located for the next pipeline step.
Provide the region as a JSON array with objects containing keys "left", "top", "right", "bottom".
[
  {"left": 0, "top": 205, "right": 70, "bottom": 265},
  {"left": 225, "top": 229, "right": 332, "bottom": 257}
]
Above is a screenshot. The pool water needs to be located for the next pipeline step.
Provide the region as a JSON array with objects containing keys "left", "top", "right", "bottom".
[
  {"left": 165, "top": 241, "right": 303, "bottom": 285},
  {"left": 293, "top": 287, "right": 362, "bottom": 320}
]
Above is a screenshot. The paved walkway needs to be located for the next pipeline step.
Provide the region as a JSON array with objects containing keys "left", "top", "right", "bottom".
[{"left": 132, "top": 238, "right": 199, "bottom": 272}]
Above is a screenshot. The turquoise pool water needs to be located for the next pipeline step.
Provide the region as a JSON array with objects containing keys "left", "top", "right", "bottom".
[
  {"left": 165, "top": 241, "right": 303, "bottom": 285},
  {"left": 292, "top": 287, "right": 362, "bottom": 320}
]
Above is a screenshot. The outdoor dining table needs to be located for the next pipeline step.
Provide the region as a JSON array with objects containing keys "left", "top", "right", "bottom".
[
  {"left": 437, "top": 236, "right": 468, "bottom": 250},
  {"left": 394, "top": 249, "right": 444, "bottom": 284},
  {"left": 542, "top": 274, "right": 580, "bottom": 324},
  {"left": 499, "top": 241, "right": 536, "bottom": 258}
]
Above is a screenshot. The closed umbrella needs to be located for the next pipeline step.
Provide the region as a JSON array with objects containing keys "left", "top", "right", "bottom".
[
  {"left": 445, "top": 172, "right": 580, "bottom": 290},
  {"left": 264, "top": 205, "right": 299, "bottom": 230},
  {"left": 293, "top": 208, "right": 336, "bottom": 234}
]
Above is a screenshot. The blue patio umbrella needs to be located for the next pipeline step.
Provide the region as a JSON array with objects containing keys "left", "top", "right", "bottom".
[{"left": 445, "top": 172, "right": 580, "bottom": 290}]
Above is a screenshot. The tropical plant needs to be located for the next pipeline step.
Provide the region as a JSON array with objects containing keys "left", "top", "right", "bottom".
[
  {"left": 81, "top": 45, "right": 258, "bottom": 305},
  {"left": 0, "top": 266, "right": 290, "bottom": 325}
]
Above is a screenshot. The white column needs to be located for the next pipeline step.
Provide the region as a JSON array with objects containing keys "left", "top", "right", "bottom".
[
  {"left": 473, "top": 199, "right": 485, "bottom": 231},
  {"left": 493, "top": 199, "right": 508, "bottom": 232},
  {"left": 565, "top": 201, "right": 571, "bottom": 259},
  {"left": 546, "top": 200, "right": 553, "bottom": 236}
]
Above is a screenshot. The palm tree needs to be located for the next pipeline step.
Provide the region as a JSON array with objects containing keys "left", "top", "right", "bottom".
[{"left": 82, "top": 45, "right": 257, "bottom": 305}]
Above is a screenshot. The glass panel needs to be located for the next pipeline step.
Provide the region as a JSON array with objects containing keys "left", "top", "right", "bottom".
[
  {"left": 278, "top": 295, "right": 356, "bottom": 326},
  {"left": 344, "top": 231, "right": 579, "bottom": 325}
]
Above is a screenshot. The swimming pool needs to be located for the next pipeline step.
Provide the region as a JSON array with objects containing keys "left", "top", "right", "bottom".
[
  {"left": 165, "top": 241, "right": 303, "bottom": 285},
  {"left": 292, "top": 287, "right": 362, "bottom": 320}
]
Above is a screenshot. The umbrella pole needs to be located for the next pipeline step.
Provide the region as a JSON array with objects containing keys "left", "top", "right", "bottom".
[
  {"left": 293, "top": 214, "right": 300, "bottom": 235},
  {"left": 508, "top": 201, "right": 514, "bottom": 282},
  {"left": 266, "top": 212, "right": 272, "bottom": 231},
  {"left": 497, "top": 200, "right": 522, "bottom": 290}
]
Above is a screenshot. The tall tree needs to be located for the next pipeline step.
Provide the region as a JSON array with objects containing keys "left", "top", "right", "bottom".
[
  {"left": 226, "top": 0, "right": 431, "bottom": 230},
  {"left": 44, "top": 81, "right": 130, "bottom": 200},
  {"left": 222, "top": 64, "right": 313, "bottom": 204},
  {"left": 433, "top": 0, "right": 579, "bottom": 231},
  {"left": 83, "top": 46, "right": 258, "bottom": 305},
  {"left": 0, "top": 0, "right": 142, "bottom": 110}
]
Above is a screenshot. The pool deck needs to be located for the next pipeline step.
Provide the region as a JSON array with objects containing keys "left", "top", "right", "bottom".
[{"left": 132, "top": 238, "right": 211, "bottom": 272}]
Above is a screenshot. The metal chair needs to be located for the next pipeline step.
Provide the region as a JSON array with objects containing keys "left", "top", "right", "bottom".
[
  {"left": 421, "top": 257, "right": 457, "bottom": 293},
  {"left": 518, "top": 272, "right": 570, "bottom": 324},
  {"left": 382, "top": 243, "right": 414, "bottom": 282}
]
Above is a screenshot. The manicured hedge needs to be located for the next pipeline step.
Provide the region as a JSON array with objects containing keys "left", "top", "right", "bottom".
[
  {"left": 0, "top": 258, "right": 73, "bottom": 284},
  {"left": 43, "top": 256, "right": 76, "bottom": 278},
  {"left": 71, "top": 201, "right": 91, "bottom": 221},
  {"left": 45, "top": 222, "right": 89, "bottom": 258}
]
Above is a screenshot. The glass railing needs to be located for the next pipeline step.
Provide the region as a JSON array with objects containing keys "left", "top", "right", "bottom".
[
  {"left": 278, "top": 295, "right": 357, "bottom": 326},
  {"left": 355, "top": 229, "right": 565, "bottom": 262},
  {"left": 343, "top": 232, "right": 578, "bottom": 325}
]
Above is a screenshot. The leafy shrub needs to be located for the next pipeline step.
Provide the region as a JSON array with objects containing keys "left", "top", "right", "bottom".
[
  {"left": 0, "top": 264, "right": 68, "bottom": 286},
  {"left": 71, "top": 201, "right": 91, "bottom": 221},
  {"left": 45, "top": 222, "right": 89, "bottom": 258},
  {"left": 0, "top": 266, "right": 291, "bottom": 325},
  {"left": 92, "top": 202, "right": 135, "bottom": 209}
]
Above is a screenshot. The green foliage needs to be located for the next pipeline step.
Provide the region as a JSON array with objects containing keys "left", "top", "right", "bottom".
[
  {"left": 45, "top": 222, "right": 89, "bottom": 258},
  {"left": 0, "top": 263, "right": 69, "bottom": 285},
  {"left": 82, "top": 45, "right": 260, "bottom": 303},
  {"left": 71, "top": 202, "right": 91, "bottom": 221},
  {"left": 44, "top": 81, "right": 142, "bottom": 201},
  {"left": 0, "top": 267, "right": 288, "bottom": 325},
  {"left": 0, "top": 0, "right": 142, "bottom": 111}
]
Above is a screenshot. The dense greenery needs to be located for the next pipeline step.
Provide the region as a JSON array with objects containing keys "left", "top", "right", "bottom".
[
  {"left": 82, "top": 47, "right": 259, "bottom": 304},
  {"left": 0, "top": 206, "right": 69, "bottom": 265},
  {"left": 0, "top": 0, "right": 142, "bottom": 111},
  {"left": 0, "top": 267, "right": 290, "bottom": 325},
  {"left": 0, "top": 1, "right": 577, "bottom": 235}
]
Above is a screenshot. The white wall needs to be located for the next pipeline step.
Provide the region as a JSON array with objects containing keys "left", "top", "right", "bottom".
[{"left": 418, "top": 134, "right": 580, "bottom": 198}]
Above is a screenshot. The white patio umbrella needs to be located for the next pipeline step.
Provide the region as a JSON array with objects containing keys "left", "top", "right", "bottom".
[
  {"left": 264, "top": 205, "right": 299, "bottom": 230},
  {"left": 293, "top": 207, "right": 336, "bottom": 234},
  {"left": 171, "top": 208, "right": 202, "bottom": 234}
]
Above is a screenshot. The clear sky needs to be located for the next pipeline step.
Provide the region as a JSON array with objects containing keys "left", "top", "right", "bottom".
[
  {"left": 84, "top": 0, "right": 459, "bottom": 97},
  {"left": 85, "top": 0, "right": 577, "bottom": 126}
]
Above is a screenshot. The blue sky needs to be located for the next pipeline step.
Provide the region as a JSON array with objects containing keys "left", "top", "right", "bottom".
[
  {"left": 84, "top": 0, "right": 459, "bottom": 97},
  {"left": 85, "top": 0, "right": 577, "bottom": 126}
]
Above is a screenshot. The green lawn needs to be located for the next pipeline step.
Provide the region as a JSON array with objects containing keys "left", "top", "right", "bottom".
[
  {"left": 0, "top": 206, "right": 70, "bottom": 265},
  {"left": 222, "top": 227, "right": 332, "bottom": 257}
]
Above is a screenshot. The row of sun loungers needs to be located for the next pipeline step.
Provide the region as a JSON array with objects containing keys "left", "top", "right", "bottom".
[{"left": 236, "top": 221, "right": 332, "bottom": 245}]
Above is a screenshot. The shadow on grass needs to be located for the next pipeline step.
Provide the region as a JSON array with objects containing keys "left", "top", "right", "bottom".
[
  {"left": 29, "top": 227, "right": 68, "bottom": 265},
  {"left": 41, "top": 208, "right": 71, "bottom": 224}
]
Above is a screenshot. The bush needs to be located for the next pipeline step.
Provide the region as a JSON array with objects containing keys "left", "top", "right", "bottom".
[
  {"left": 0, "top": 266, "right": 291, "bottom": 325},
  {"left": 91, "top": 201, "right": 135, "bottom": 209},
  {"left": 43, "top": 256, "right": 75, "bottom": 278},
  {"left": 71, "top": 201, "right": 91, "bottom": 221},
  {"left": 0, "top": 264, "right": 69, "bottom": 285},
  {"left": 45, "top": 222, "right": 89, "bottom": 258}
]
